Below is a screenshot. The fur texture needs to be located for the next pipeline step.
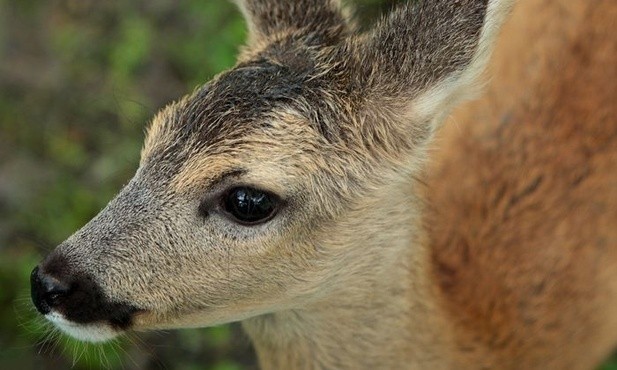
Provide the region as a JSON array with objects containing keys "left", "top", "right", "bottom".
[{"left": 31, "top": 0, "right": 617, "bottom": 369}]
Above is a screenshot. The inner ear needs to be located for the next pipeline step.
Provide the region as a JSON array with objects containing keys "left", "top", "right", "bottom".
[{"left": 234, "top": 0, "right": 350, "bottom": 47}]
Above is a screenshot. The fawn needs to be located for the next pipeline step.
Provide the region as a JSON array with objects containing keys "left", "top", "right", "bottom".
[{"left": 30, "top": 0, "right": 617, "bottom": 368}]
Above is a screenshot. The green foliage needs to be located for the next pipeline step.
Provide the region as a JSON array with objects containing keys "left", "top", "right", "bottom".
[{"left": 600, "top": 358, "right": 617, "bottom": 370}]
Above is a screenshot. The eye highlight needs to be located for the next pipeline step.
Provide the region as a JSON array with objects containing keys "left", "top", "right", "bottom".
[{"left": 222, "top": 187, "right": 279, "bottom": 225}]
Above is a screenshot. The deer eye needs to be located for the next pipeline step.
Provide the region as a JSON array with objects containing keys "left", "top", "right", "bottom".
[{"left": 222, "top": 187, "right": 279, "bottom": 225}]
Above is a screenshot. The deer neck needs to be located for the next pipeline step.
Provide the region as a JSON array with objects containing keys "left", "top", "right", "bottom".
[{"left": 243, "top": 177, "right": 455, "bottom": 369}]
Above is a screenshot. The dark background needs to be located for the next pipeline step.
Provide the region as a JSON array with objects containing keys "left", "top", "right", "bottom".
[{"left": 0, "top": 0, "right": 614, "bottom": 369}]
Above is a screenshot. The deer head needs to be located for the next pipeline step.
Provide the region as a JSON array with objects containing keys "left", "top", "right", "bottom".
[{"left": 31, "top": 0, "right": 512, "bottom": 344}]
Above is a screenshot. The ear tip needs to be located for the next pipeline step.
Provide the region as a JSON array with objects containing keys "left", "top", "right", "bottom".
[{"left": 235, "top": 0, "right": 349, "bottom": 47}]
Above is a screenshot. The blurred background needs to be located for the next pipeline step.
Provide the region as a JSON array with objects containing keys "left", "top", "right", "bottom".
[{"left": 0, "top": 0, "right": 615, "bottom": 369}]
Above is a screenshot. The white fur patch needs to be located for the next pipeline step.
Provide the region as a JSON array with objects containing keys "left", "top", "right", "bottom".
[{"left": 46, "top": 312, "right": 119, "bottom": 343}]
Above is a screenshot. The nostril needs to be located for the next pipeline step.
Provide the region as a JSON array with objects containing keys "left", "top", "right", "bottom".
[
  {"left": 30, "top": 265, "right": 72, "bottom": 315},
  {"left": 45, "top": 283, "right": 70, "bottom": 306}
]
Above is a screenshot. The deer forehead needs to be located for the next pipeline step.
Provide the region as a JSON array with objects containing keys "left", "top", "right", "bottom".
[{"left": 140, "top": 56, "right": 347, "bottom": 195}]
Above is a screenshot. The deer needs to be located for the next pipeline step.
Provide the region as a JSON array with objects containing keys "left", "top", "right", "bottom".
[{"left": 29, "top": 0, "right": 617, "bottom": 368}]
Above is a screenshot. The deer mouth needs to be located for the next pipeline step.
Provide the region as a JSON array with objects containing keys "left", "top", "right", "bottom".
[
  {"left": 30, "top": 262, "right": 143, "bottom": 343},
  {"left": 44, "top": 311, "right": 124, "bottom": 343}
]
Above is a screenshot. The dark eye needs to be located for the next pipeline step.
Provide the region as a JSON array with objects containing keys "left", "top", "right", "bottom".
[{"left": 222, "top": 187, "right": 279, "bottom": 225}]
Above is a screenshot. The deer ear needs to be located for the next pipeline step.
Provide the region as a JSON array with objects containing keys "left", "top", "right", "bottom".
[
  {"left": 345, "top": 0, "right": 513, "bottom": 137},
  {"left": 234, "top": 0, "right": 349, "bottom": 46}
]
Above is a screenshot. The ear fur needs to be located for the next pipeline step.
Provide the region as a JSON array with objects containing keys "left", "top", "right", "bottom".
[
  {"left": 233, "top": 0, "right": 349, "bottom": 46},
  {"left": 410, "top": 0, "right": 515, "bottom": 126},
  {"left": 345, "top": 0, "right": 515, "bottom": 138}
]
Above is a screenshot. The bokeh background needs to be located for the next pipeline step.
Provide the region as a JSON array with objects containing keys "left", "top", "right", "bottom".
[{"left": 0, "top": 0, "right": 615, "bottom": 369}]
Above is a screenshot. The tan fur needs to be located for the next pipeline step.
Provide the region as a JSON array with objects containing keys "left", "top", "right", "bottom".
[{"left": 33, "top": 0, "right": 617, "bottom": 369}]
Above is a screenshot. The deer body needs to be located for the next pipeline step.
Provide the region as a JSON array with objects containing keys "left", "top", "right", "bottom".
[
  {"left": 428, "top": 1, "right": 617, "bottom": 368},
  {"left": 30, "top": 0, "right": 617, "bottom": 369}
]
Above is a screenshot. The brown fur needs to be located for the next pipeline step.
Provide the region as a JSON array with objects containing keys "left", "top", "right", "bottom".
[
  {"left": 429, "top": 1, "right": 617, "bottom": 368},
  {"left": 32, "top": 0, "right": 617, "bottom": 369}
]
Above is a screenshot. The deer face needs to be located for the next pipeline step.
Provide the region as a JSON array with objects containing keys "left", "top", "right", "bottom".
[
  {"left": 31, "top": 54, "right": 358, "bottom": 341},
  {"left": 31, "top": 0, "right": 510, "bottom": 342}
]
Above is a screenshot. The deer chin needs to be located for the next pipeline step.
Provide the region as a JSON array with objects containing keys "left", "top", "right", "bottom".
[
  {"left": 130, "top": 303, "right": 279, "bottom": 332},
  {"left": 45, "top": 311, "right": 121, "bottom": 343}
]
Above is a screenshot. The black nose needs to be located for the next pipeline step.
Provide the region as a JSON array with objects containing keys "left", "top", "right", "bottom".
[{"left": 30, "top": 265, "right": 71, "bottom": 315}]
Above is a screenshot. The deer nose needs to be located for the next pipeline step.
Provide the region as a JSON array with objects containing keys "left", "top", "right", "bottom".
[{"left": 30, "top": 265, "right": 71, "bottom": 315}]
